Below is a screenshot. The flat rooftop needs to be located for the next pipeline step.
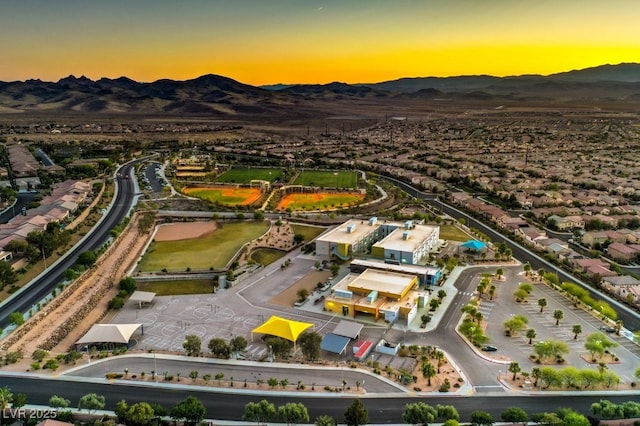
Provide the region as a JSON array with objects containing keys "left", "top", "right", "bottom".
[
  {"left": 316, "top": 218, "right": 380, "bottom": 245},
  {"left": 372, "top": 224, "right": 438, "bottom": 253},
  {"left": 340, "top": 269, "right": 416, "bottom": 297}
]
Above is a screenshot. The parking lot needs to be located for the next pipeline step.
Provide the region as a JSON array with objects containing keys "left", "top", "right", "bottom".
[{"left": 483, "top": 268, "right": 639, "bottom": 383}]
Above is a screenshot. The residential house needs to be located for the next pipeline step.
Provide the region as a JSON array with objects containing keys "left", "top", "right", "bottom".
[{"left": 607, "top": 242, "right": 640, "bottom": 263}]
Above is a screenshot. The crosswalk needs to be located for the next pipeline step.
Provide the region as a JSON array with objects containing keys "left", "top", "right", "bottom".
[{"left": 245, "top": 343, "right": 268, "bottom": 360}]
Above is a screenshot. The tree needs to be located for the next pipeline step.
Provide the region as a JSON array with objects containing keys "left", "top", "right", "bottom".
[
  {"left": 77, "top": 393, "right": 106, "bottom": 414},
  {"left": 501, "top": 407, "right": 528, "bottom": 424},
  {"left": 170, "top": 396, "right": 206, "bottom": 426},
  {"left": 49, "top": 395, "right": 70, "bottom": 408},
  {"left": 422, "top": 361, "right": 437, "bottom": 386},
  {"left": 402, "top": 402, "right": 437, "bottom": 426},
  {"left": 208, "top": 337, "right": 231, "bottom": 359},
  {"left": 296, "top": 288, "right": 309, "bottom": 303},
  {"left": 562, "top": 412, "right": 591, "bottom": 426},
  {"left": 470, "top": 410, "right": 495, "bottom": 426},
  {"left": 115, "top": 400, "right": 129, "bottom": 424},
  {"left": 183, "top": 334, "right": 202, "bottom": 356},
  {"left": 126, "top": 402, "right": 155, "bottom": 426},
  {"left": 119, "top": 277, "right": 137, "bottom": 294},
  {"left": 584, "top": 332, "right": 618, "bottom": 360},
  {"left": 0, "top": 386, "right": 13, "bottom": 426},
  {"left": 526, "top": 328, "right": 537, "bottom": 344},
  {"left": 496, "top": 268, "right": 504, "bottom": 279},
  {"left": 533, "top": 340, "right": 569, "bottom": 362},
  {"left": 278, "top": 402, "right": 310, "bottom": 426},
  {"left": 0, "top": 260, "right": 17, "bottom": 289},
  {"left": 572, "top": 324, "right": 582, "bottom": 340},
  {"left": 538, "top": 298, "right": 547, "bottom": 313},
  {"left": 264, "top": 336, "right": 292, "bottom": 358},
  {"left": 8, "top": 311, "right": 24, "bottom": 326},
  {"left": 344, "top": 399, "right": 369, "bottom": 426},
  {"left": 230, "top": 336, "right": 248, "bottom": 354},
  {"left": 244, "top": 400, "right": 276, "bottom": 424},
  {"left": 77, "top": 250, "right": 97, "bottom": 267},
  {"left": 298, "top": 331, "right": 322, "bottom": 361},
  {"left": 553, "top": 309, "right": 564, "bottom": 326},
  {"left": 508, "top": 361, "right": 521, "bottom": 380},
  {"left": 635, "top": 366, "right": 640, "bottom": 380},
  {"left": 436, "top": 405, "right": 459, "bottom": 422},
  {"left": 503, "top": 315, "right": 528, "bottom": 336},
  {"left": 315, "top": 415, "right": 336, "bottom": 426}
]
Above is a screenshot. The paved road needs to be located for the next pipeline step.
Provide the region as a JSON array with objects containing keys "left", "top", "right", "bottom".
[
  {"left": 0, "top": 192, "right": 38, "bottom": 224},
  {"left": 0, "top": 163, "right": 136, "bottom": 329},
  {"left": 1, "top": 374, "right": 637, "bottom": 422}
]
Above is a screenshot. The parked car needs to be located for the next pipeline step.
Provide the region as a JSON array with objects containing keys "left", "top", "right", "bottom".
[{"left": 481, "top": 345, "right": 498, "bottom": 352}]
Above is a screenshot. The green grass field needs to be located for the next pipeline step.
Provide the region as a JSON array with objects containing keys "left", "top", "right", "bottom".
[
  {"left": 293, "top": 170, "right": 357, "bottom": 188},
  {"left": 138, "top": 221, "right": 269, "bottom": 272},
  {"left": 291, "top": 224, "right": 327, "bottom": 242},
  {"left": 136, "top": 279, "right": 214, "bottom": 295},
  {"left": 250, "top": 248, "right": 286, "bottom": 266},
  {"left": 215, "top": 167, "right": 282, "bottom": 184},
  {"left": 183, "top": 186, "right": 261, "bottom": 206},
  {"left": 438, "top": 224, "right": 472, "bottom": 242}
]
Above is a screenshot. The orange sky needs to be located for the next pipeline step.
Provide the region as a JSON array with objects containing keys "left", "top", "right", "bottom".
[{"left": 1, "top": 1, "right": 639, "bottom": 85}]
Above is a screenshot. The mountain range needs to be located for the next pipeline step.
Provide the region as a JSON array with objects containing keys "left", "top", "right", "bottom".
[{"left": 0, "top": 63, "right": 639, "bottom": 116}]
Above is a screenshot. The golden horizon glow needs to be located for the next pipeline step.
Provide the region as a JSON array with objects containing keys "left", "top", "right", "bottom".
[{"left": 1, "top": 1, "right": 639, "bottom": 85}]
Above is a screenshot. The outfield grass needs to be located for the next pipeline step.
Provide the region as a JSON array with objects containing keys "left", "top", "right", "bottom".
[
  {"left": 215, "top": 167, "right": 282, "bottom": 184},
  {"left": 183, "top": 186, "right": 261, "bottom": 206},
  {"left": 250, "top": 248, "right": 286, "bottom": 266},
  {"left": 291, "top": 224, "right": 326, "bottom": 242},
  {"left": 138, "top": 221, "right": 269, "bottom": 272},
  {"left": 439, "top": 224, "right": 472, "bottom": 242},
  {"left": 136, "top": 279, "right": 214, "bottom": 295},
  {"left": 293, "top": 170, "right": 357, "bottom": 188},
  {"left": 277, "top": 192, "right": 364, "bottom": 211}
]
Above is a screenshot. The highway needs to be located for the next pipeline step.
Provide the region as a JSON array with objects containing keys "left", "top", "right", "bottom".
[
  {"left": 381, "top": 175, "right": 640, "bottom": 331},
  {"left": 0, "top": 163, "right": 136, "bottom": 329}
]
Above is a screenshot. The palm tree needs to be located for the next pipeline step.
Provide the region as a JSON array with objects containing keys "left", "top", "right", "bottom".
[
  {"left": 422, "top": 362, "right": 437, "bottom": 386},
  {"left": 572, "top": 324, "right": 582, "bottom": 340},
  {"left": 523, "top": 263, "right": 531, "bottom": 277},
  {"left": 538, "top": 298, "right": 547, "bottom": 313},
  {"left": 508, "top": 361, "right": 521, "bottom": 380},
  {"left": 488, "top": 285, "right": 496, "bottom": 301},
  {"left": 474, "top": 311, "right": 484, "bottom": 326},
  {"left": 526, "top": 328, "right": 536, "bottom": 345},
  {"left": 553, "top": 309, "right": 564, "bottom": 326}
]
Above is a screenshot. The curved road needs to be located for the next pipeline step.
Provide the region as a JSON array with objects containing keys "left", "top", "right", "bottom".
[
  {"left": 0, "top": 163, "right": 136, "bottom": 329},
  {"left": 381, "top": 175, "right": 640, "bottom": 331}
]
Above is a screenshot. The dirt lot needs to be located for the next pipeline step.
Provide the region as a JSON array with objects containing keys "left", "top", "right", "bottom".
[
  {"left": 154, "top": 221, "right": 217, "bottom": 241},
  {"left": 270, "top": 270, "right": 333, "bottom": 306}
]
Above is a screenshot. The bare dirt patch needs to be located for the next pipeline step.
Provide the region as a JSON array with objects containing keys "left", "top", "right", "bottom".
[
  {"left": 154, "top": 221, "right": 217, "bottom": 242},
  {"left": 270, "top": 270, "right": 333, "bottom": 306}
]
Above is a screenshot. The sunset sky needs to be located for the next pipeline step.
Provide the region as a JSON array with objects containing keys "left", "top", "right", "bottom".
[{"left": 1, "top": 0, "right": 639, "bottom": 85}]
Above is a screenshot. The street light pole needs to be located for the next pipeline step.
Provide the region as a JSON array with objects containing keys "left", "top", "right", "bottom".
[{"left": 41, "top": 245, "right": 47, "bottom": 269}]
